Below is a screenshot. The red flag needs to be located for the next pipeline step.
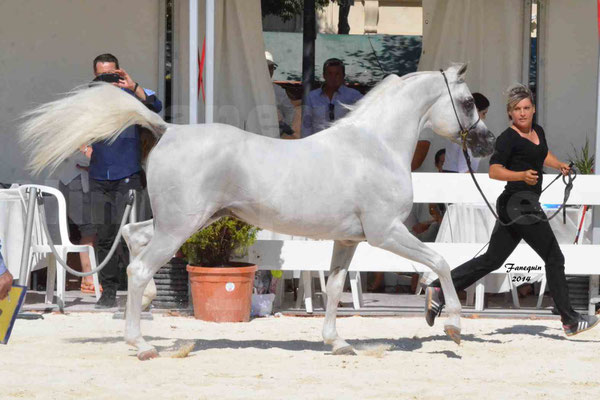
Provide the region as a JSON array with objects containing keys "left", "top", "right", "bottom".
[{"left": 198, "top": 38, "right": 206, "bottom": 101}]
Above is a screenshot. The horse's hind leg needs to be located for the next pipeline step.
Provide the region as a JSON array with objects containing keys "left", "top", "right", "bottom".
[
  {"left": 122, "top": 219, "right": 156, "bottom": 310},
  {"left": 322, "top": 240, "right": 359, "bottom": 355},
  {"left": 124, "top": 222, "right": 199, "bottom": 360},
  {"left": 364, "top": 221, "right": 462, "bottom": 344}
]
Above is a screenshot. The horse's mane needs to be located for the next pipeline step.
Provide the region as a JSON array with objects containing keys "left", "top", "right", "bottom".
[{"left": 332, "top": 71, "right": 432, "bottom": 127}]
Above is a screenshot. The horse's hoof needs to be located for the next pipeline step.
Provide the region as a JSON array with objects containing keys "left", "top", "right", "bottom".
[
  {"left": 138, "top": 348, "right": 159, "bottom": 361},
  {"left": 444, "top": 325, "right": 461, "bottom": 345},
  {"left": 332, "top": 346, "right": 357, "bottom": 356}
]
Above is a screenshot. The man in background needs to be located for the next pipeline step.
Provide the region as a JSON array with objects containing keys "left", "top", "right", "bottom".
[
  {"left": 266, "top": 51, "right": 295, "bottom": 138},
  {"left": 79, "top": 53, "right": 162, "bottom": 308},
  {"left": 301, "top": 58, "right": 362, "bottom": 137}
]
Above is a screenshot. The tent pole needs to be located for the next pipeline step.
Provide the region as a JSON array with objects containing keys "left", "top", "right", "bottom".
[
  {"left": 205, "top": 0, "right": 215, "bottom": 123},
  {"left": 189, "top": 0, "right": 198, "bottom": 124},
  {"left": 522, "top": 0, "right": 532, "bottom": 85},
  {"left": 593, "top": 0, "right": 600, "bottom": 246},
  {"left": 302, "top": 0, "right": 316, "bottom": 136}
]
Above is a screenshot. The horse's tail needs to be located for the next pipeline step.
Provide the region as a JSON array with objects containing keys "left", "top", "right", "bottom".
[{"left": 19, "top": 83, "right": 167, "bottom": 175}]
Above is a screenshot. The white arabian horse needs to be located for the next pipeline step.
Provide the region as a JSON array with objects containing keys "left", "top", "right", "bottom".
[{"left": 20, "top": 64, "right": 495, "bottom": 360}]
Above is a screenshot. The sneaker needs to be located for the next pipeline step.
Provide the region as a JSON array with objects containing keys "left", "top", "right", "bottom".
[
  {"left": 95, "top": 292, "right": 117, "bottom": 309},
  {"left": 425, "top": 286, "right": 445, "bottom": 327},
  {"left": 563, "top": 314, "right": 600, "bottom": 337}
]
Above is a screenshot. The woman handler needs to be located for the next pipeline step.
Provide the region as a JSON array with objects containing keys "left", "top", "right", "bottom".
[{"left": 425, "top": 85, "right": 598, "bottom": 336}]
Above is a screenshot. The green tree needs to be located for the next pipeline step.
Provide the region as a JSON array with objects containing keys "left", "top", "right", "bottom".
[{"left": 261, "top": 0, "right": 335, "bottom": 22}]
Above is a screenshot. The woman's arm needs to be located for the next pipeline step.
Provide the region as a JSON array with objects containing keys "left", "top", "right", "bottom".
[
  {"left": 544, "top": 151, "right": 571, "bottom": 175},
  {"left": 489, "top": 164, "right": 538, "bottom": 185},
  {"left": 411, "top": 140, "right": 431, "bottom": 171}
]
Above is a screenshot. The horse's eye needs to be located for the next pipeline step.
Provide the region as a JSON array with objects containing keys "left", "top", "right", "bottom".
[{"left": 463, "top": 99, "right": 474, "bottom": 111}]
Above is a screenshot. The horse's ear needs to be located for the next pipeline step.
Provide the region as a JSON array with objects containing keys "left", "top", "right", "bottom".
[{"left": 456, "top": 63, "right": 468, "bottom": 83}]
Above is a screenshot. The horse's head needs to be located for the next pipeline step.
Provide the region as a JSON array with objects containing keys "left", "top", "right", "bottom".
[{"left": 427, "top": 64, "right": 495, "bottom": 157}]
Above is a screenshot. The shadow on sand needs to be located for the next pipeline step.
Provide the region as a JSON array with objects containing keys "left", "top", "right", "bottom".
[
  {"left": 487, "top": 324, "right": 600, "bottom": 343},
  {"left": 66, "top": 332, "right": 505, "bottom": 359}
]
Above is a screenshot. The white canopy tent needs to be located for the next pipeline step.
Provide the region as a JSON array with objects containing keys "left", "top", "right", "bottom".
[
  {"left": 416, "top": 0, "right": 598, "bottom": 175},
  {"left": 0, "top": 0, "right": 597, "bottom": 179},
  {"left": 175, "top": 0, "right": 279, "bottom": 137},
  {"left": 417, "top": 0, "right": 528, "bottom": 172}
]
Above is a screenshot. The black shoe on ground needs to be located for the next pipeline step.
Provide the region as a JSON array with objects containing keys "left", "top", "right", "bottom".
[
  {"left": 563, "top": 314, "right": 600, "bottom": 337},
  {"left": 425, "top": 286, "right": 445, "bottom": 327},
  {"left": 95, "top": 292, "right": 117, "bottom": 309}
]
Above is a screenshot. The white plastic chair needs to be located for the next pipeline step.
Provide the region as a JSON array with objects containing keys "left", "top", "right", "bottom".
[{"left": 17, "top": 184, "right": 101, "bottom": 310}]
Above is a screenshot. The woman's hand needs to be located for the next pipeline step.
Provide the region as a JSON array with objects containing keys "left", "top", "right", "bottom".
[
  {"left": 412, "top": 221, "right": 433, "bottom": 234},
  {"left": 521, "top": 169, "right": 538, "bottom": 185},
  {"left": 558, "top": 162, "right": 571, "bottom": 176},
  {"left": 429, "top": 204, "right": 444, "bottom": 223}
]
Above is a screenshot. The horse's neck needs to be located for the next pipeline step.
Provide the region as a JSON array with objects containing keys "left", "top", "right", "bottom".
[{"left": 346, "top": 74, "right": 441, "bottom": 160}]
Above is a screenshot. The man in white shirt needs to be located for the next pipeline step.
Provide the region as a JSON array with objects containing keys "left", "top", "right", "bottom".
[
  {"left": 266, "top": 51, "right": 296, "bottom": 137},
  {"left": 301, "top": 58, "right": 363, "bottom": 137}
]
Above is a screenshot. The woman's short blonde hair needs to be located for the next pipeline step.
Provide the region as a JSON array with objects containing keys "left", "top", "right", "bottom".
[{"left": 506, "top": 84, "right": 534, "bottom": 114}]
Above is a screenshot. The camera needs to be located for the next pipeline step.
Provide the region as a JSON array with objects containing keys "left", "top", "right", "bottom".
[{"left": 92, "top": 73, "right": 122, "bottom": 83}]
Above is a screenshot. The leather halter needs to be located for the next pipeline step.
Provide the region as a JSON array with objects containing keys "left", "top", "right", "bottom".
[{"left": 439, "top": 70, "right": 575, "bottom": 226}]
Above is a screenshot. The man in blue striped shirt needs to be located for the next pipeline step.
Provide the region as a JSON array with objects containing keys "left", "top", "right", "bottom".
[{"left": 79, "top": 53, "right": 162, "bottom": 308}]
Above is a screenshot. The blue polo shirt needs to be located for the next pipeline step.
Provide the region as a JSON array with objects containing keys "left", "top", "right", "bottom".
[{"left": 89, "top": 88, "right": 162, "bottom": 181}]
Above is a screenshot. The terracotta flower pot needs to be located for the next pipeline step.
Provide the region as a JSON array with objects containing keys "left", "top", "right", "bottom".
[{"left": 187, "top": 262, "right": 257, "bottom": 322}]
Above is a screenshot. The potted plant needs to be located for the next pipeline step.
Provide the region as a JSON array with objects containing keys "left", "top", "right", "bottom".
[{"left": 181, "top": 217, "right": 260, "bottom": 322}]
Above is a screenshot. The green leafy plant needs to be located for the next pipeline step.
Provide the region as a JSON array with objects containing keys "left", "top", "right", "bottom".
[
  {"left": 261, "top": 0, "right": 335, "bottom": 22},
  {"left": 569, "top": 137, "right": 594, "bottom": 175},
  {"left": 181, "top": 217, "right": 260, "bottom": 267}
]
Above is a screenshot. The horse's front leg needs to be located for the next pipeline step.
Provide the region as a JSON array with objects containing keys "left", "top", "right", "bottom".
[
  {"left": 322, "top": 240, "right": 359, "bottom": 355},
  {"left": 142, "top": 277, "right": 156, "bottom": 311},
  {"left": 125, "top": 229, "right": 183, "bottom": 360},
  {"left": 365, "top": 220, "right": 462, "bottom": 344},
  {"left": 125, "top": 256, "right": 160, "bottom": 360}
]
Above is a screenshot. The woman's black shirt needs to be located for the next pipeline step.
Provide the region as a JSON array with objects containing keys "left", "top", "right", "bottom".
[{"left": 489, "top": 123, "right": 548, "bottom": 196}]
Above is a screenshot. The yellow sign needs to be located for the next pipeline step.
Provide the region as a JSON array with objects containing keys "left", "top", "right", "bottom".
[{"left": 0, "top": 285, "right": 27, "bottom": 344}]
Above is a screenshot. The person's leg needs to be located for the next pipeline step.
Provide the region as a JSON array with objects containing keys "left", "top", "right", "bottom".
[
  {"left": 113, "top": 173, "right": 144, "bottom": 287},
  {"left": 518, "top": 220, "right": 580, "bottom": 325},
  {"left": 425, "top": 221, "right": 521, "bottom": 326},
  {"left": 93, "top": 180, "right": 120, "bottom": 305},
  {"left": 368, "top": 272, "right": 385, "bottom": 292},
  {"left": 66, "top": 176, "right": 97, "bottom": 290},
  {"left": 78, "top": 179, "right": 103, "bottom": 293},
  {"left": 79, "top": 234, "right": 97, "bottom": 289},
  {"left": 430, "top": 221, "right": 521, "bottom": 291}
]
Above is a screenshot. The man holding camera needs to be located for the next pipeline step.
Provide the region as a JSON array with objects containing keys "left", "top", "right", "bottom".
[{"left": 80, "top": 53, "right": 162, "bottom": 308}]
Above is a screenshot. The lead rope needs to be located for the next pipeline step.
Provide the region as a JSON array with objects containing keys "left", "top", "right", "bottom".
[
  {"left": 440, "top": 70, "right": 576, "bottom": 226},
  {"left": 36, "top": 190, "right": 135, "bottom": 277}
]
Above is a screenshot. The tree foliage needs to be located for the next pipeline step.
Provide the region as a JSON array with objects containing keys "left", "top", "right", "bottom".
[{"left": 261, "top": 0, "right": 335, "bottom": 22}]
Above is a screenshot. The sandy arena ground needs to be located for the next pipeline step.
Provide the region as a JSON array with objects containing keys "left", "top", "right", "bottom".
[{"left": 1, "top": 313, "right": 599, "bottom": 399}]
